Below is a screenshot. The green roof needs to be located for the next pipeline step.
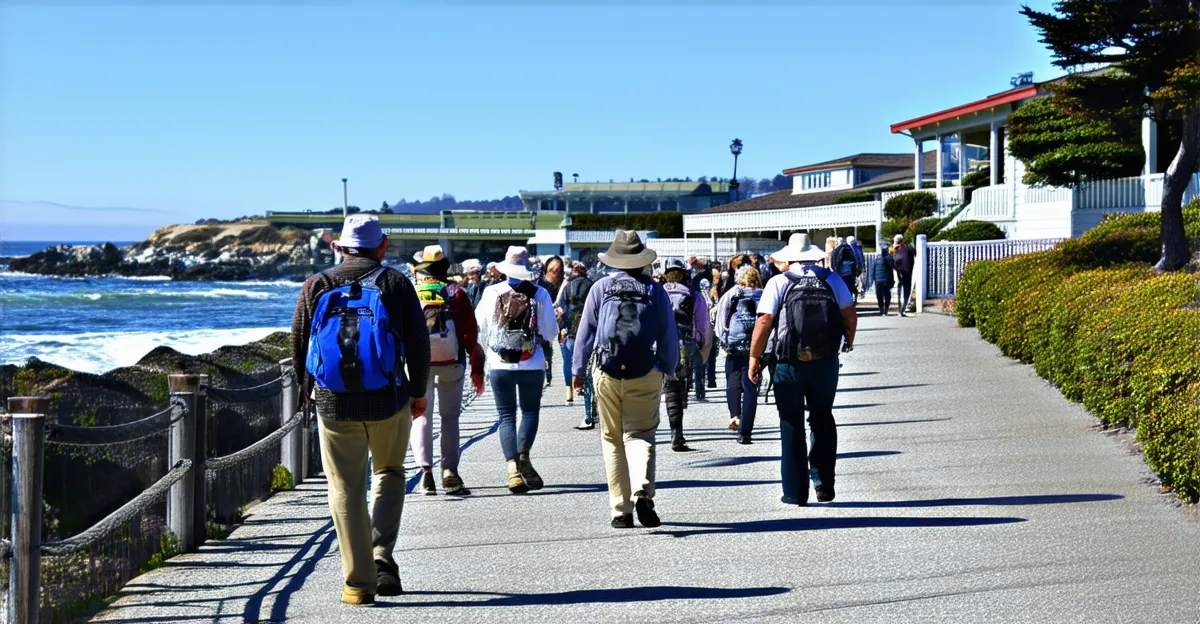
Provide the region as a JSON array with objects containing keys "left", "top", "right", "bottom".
[{"left": 520, "top": 181, "right": 729, "bottom": 201}]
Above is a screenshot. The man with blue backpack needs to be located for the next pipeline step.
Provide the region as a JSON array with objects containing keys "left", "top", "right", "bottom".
[
  {"left": 572, "top": 231, "right": 679, "bottom": 529},
  {"left": 290, "top": 214, "right": 431, "bottom": 605},
  {"left": 715, "top": 265, "right": 764, "bottom": 444},
  {"left": 749, "top": 233, "right": 857, "bottom": 507}
]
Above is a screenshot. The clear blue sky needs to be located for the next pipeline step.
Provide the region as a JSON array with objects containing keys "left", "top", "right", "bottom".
[{"left": 1, "top": 1, "right": 1058, "bottom": 241}]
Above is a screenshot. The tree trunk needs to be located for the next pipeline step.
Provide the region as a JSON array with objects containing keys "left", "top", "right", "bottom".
[{"left": 1155, "top": 106, "right": 1200, "bottom": 272}]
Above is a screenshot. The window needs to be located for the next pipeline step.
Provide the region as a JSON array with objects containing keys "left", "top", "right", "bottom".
[{"left": 798, "top": 170, "right": 833, "bottom": 191}]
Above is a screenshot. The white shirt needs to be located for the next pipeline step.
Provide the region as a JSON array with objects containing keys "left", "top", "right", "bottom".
[
  {"left": 475, "top": 280, "right": 559, "bottom": 372},
  {"left": 757, "top": 264, "right": 855, "bottom": 317}
]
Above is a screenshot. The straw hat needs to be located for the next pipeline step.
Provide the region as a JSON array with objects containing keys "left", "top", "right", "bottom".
[
  {"left": 770, "top": 233, "right": 826, "bottom": 263},
  {"left": 495, "top": 246, "right": 535, "bottom": 280}
]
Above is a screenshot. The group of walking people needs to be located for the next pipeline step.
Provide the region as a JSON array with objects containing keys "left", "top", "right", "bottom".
[{"left": 290, "top": 214, "right": 859, "bottom": 606}]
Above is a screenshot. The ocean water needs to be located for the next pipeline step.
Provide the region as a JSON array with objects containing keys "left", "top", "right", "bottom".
[{"left": 0, "top": 272, "right": 301, "bottom": 374}]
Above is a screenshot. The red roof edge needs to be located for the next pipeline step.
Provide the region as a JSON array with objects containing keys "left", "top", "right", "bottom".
[
  {"left": 889, "top": 85, "right": 1040, "bottom": 134},
  {"left": 781, "top": 161, "right": 853, "bottom": 175}
]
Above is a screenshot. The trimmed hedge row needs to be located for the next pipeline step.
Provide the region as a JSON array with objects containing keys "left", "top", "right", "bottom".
[
  {"left": 957, "top": 205, "right": 1200, "bottom": 502},
  {"left": 570, "top": 212, "right": 683, "bottom": 237},
  {"left": 934, "top": 220, "right": 1005, "bottom": 241}
]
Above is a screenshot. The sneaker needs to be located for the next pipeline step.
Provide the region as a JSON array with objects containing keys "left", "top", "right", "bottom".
[
  {"left": 815, "top": 484, "right": 835, "bottom": 502},
  {"left": 507, "top": 460, "right": 528, "bottom": 494},
  {"left": 611, "top": 513, "right": 634, "bottom": 529},
  {"left": 420, "top": 470, "right": 436, "bottom": 496},
  {"left": 442, "top": 470, "right": 468, "bottom": 496},
  {"left": 375, "top": 559, "right": 403, "bottom": 597},
  {"left": 574, "top": 419, "right": 595, "bottom": 430},
  {"left": 517, "top": 453, "right": 544, "bottom": 490},
  {"left": 342, "top": 587, "right": 376, "bottom": 605},
  {"left": 780, "top": 495, "right": 808, "bottom": 507},
  {"left": 634, "top": 497, "right": 661, "bottom": 528}
]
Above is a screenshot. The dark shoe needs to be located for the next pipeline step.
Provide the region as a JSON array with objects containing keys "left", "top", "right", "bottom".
[
  {"left": 634, "top": 497, "right": 661, "bottom": 528},
  {"left": 706, "top": 381, "right": 717, "bottom": 389},
  {"left": 815, "top": 484, "right": 835, "bottom": 502},
  {"left": 737, "top": 436, "right": 752, "bottom": 445},
  {"left": 420, "top": 470, "right": 436, "bottom": 496},
  {"left": 574, "top": 419, "right": 595, "bottom": 430},
  {"left": 781, "top": 495, "right": 808, "bottom": 507},
  {"left": 517, "top": 453, "right": 544, "bottom": 490},
  {"left": 442, "top": 470, "right": 468, "bottom": 496},
  {"left": 671, "top": 433, "right": 691, "bottom": 452},
  {"left": 375, "top": 559, "right": 403, "bottom": 597},
  {"left": 611, "top": 513, "right": 634, "bottom": 529}
]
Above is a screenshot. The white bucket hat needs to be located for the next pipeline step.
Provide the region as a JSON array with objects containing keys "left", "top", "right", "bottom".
[
  {"left": 461, "top": 259, "right": 482, "bottom": 272},
  {"left": 336, "top": 214, "right": 386, "bottom": 249},
  {"left": 770, "top": 233, "right": 826, "bottom": 263},
  {"left": 496, "top": 246, "right": 536, "bottom": 280}
]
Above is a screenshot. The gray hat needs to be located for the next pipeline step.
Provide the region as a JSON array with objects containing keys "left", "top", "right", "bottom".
[
  {"left": 336, "top": 214, "right": 386, "bottom": 249},
  {"left": 600, "top": 230, "right": 657, "bottom": 270},
  {"left": 664, "top": 258, "right": 687, "bottom": 274}
]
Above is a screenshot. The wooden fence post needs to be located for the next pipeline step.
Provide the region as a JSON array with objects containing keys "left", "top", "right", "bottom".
[
  {"left": 168, "top": 375, "right": 205, "bottom": 552},
  {"left": 7, "top": 396, "right": 49, "bottom": 624},
  {"left": 279, "top": 359, "right": 304, "bottom": 486}
]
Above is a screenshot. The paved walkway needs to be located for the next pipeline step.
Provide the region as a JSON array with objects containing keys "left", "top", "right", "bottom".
[{"left": 91, "top": 312, "right": 1200, "bottom": 623}]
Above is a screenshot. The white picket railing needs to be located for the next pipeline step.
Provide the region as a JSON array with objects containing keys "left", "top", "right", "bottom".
[
  {"left": 1076, "top": 174, "right": 1164, "bottom": 210},
  {"left": 565, "top": 230, "right": 654, "bottom": 243},
  {"left": 970, "top": 184, "right": 1012, "bottom": 219},
  {"left": 925, "top": 238, "right": 1061, "bottom": 298},
  {"left": 644, "top": 237, "right": 738, "bottom": 261},
  {"left": 683, "top": 201, "right": 880, "bottom": 234}
]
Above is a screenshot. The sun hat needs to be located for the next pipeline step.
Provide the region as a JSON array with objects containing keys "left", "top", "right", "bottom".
[
  {"left": 495, "top": 246, "right": 536, "bottom": 280},
  {"left": 336, "top": 214, "right": 386, "bottom": 249},
  {"left": 414, "top": 244, "right": 451, "bottom": 278},
  {"left": 599, "top": 230, "right": 657, "bottom": 270},
  {"left": 461, "top": 259, "right": 482, "bottom": 272},
  {"left": 894, "top": 234, "right": 904, "bottom": 244},
  {"left": 770, "top": 233, "right": 826, "bottom": 263},
  {"left": 663, "top": 258, "right": 688, "bottom": 275}
]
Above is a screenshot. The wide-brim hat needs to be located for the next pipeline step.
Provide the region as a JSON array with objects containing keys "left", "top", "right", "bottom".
[
  {"left": 770, "top": 233, "right": 826, "bottom": 263},
  {"left": 336, "top": 214, "right": 386, "bottom": 249},
  {"left": 600, "top": 230, "right": 657, "bottom": 270},
  {"left": 414, "top": 244, "right": 451, "bottom": 277},
  {"left": 496, "top": 246, "right": 535, "bottom": 280},
  {"left": 461, "top": 258, "right": 482, "bottom": 273}
]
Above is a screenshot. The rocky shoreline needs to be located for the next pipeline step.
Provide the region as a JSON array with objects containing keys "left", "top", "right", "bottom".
[{"left": 5, "top": 221, "right": 321, "bottom": 281}]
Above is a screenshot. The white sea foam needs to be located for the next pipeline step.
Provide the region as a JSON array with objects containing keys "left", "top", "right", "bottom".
[{"left": 1, "top": 327, "right": 288, "bottom": 374}]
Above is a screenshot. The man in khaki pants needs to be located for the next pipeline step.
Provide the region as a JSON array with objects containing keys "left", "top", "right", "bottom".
[
  {"left": 572, "top": 231, "right": 679, "bottom": 529},
  {"left": 291, "top": 215, "right": 431, "bottom": 605}
]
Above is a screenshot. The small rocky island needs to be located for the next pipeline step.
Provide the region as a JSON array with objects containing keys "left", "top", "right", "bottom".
[{"left": 7, "top": 221, "right": 322, "bottom": 281}]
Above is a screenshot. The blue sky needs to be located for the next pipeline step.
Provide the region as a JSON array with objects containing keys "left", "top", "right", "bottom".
[{"left": 1, "top": 1, "right": 1058, "bottom": 241}]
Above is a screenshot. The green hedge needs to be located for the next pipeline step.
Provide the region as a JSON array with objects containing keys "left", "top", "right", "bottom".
[
  {"left": 934, "top": 220, "right": 1005, "bottom": 242},
  {"left": 957, "top": 205, "right": 1200, "bottom": 502},
  {"left": 884, "top": 192, "right": 937, "bottom": 221},
  {"left": 834, "top": 190, "right": 876, "bottom": 204},
  {"left": 570, "top": 212, "right": 683, "bottom": 237}
]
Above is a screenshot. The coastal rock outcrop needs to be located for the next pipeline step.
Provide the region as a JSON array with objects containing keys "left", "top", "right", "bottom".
[{"left": 8, "top": 221, "right": 319, "bottom": 281}]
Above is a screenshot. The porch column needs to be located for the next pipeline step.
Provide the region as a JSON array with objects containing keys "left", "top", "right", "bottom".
[
  {"left": 710, "top": 232, "right": 717, "bottom": 261},
  {"left": 1142, "top": 116, "right": 1157, "bottom": 175},
  {"left": 935, "top": 134, "right": 944, "bottom": 189},
  {"left": 913, "top": 139, "right": 924, "bottom": 189},
  {"left": 989, "top": 121, "right": 1001, "bottom": 186}
]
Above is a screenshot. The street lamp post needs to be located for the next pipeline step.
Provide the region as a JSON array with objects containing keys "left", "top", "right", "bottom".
[
  {"left": 729, "top": 139, "right": 743, "bottom": 203},
  {"left": 341, "top": 178, "right": 348, "bottom": 218}
]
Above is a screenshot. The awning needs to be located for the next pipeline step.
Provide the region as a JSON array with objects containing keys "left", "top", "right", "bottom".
[{"left": 526, "top": 229, "right": 568, "bottom": 246}]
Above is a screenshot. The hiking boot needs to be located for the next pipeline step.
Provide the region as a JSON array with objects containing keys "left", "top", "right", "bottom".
[
  {"left": 634, "top": 497, "right": 661, "bottom": 528},
  {"left": 574, "top": 419, "right": 595, "bottom": 430},
  {"left": 671, "top": 431, "right": 691, "bottom": 452},
  {"left": 507, "top": 460, "right": 528, "bottom": 494},
  {"left": 815, "top": 484, "right": 836, "bottom": 502},
  {"left": 611, "top": 513, "right": 634, "bottom": 529},
  {"left": 342, "top": 587, "right": 376, "bottom": 606},
  {"left": 375, "top": 559, "right": 403, "bottom": 597},
  {"left": 780, "top": 495, "right": 808, "bottom": 507},
  {"left": 737, "top": 436, "right": 752, "bottom": 445},
  {"left": 565, "top": 386, "right": 574, "bottom": 403},
  {"left": 420, "top": 470, "right": 436, "bottom": 496},
  {"left": 442, "top": 470, "right": 469, "bottom": 496},
  {"left": 517, "top": 452, "right": 544, "bottom": 490}
]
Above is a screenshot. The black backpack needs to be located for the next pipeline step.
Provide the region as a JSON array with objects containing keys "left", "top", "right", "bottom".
[
  {"left": 663, "top": 282, "right": 696, "bottom": 342},
  {"left": 488, "top": 281, "right": 539, "bottom": 364},
  {"left": 564, "top": 275, "right": 595, "bottom": 339},
  {"left": 772, "top": 267, "right": 844, "bottom": 361},
  {"left": 596, "top": 274, "right": 657, "bottom": 378}
]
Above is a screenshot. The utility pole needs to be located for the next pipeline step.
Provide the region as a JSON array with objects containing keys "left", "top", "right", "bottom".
[{"left": 341, "top": 178, "right": 348, "bottom": 218}]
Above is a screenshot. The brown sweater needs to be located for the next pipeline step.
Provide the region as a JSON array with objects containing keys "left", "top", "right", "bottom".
[{"left": 290, "top": 257, "right": 431, "bottom": 421}]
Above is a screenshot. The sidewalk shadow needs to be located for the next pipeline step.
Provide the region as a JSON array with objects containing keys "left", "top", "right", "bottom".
[
  {"left": 838, "top": 418, "right": 950, "bottom": 427},
  {"left": 838, "top": 371, "right": 879, "bottom": 377},
  {"left": 654, "top": 516, "right": 1025, "bottom": 538},
  {"left": 825, "top": 494, "right": 1123, "bottom": 508},
  {"left": 687, "top": 451, "right": 900, "bottom": 468},
  {"left": 383, "top": 585, "right": 790, "bottom": 608},
  {"left": 540, "top": 479, "right": 779, "bottom": 496}
]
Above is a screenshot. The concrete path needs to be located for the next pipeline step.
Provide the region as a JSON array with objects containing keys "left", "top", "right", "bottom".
[{"left": 90, "top": 312, "right": 1200, "bottom": 623}]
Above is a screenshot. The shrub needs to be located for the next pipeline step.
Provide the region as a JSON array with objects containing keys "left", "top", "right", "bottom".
[
  {"left": 961, "top": 167, "right": 991, "bottom": 188},
  {"left": 172, "top": 226, "right": 224, "bottom": 245},
  {"left": 934, "top": 220, "right": 1006, "bottom": 242},
  {"left": 569, "top": 212, "right": 683, "bottom": 237},
  {"left": 834, "top": 190, "right": 876, "bottom": 204},
  {"left": 141, "top": 532, "right": 182, "bottom": 573},
  {"left": 236, "top": 226, "right": 285, "bottom": 246},
  {"left": 956, "top": 207, "right": 1200, "bottom": 502},
  {"left": 882, "top": 218, "right": 909, "bottom": 242},
  {"left": 904, "top": 217, "right": 943, "bottom": 242},
  {"left": 270, "top": 465, "right": 294, "bottom": 493},
  {"left": 884, "top": 191, "right": 937, "bottom": 222}
]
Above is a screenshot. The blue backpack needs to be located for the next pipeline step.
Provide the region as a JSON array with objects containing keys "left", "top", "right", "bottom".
[
  {"left": 596, "top": 274, "right": 658, "bottom": 378},
  {"left": 305, "top": 266, "right": 398, "bottom": 393},
  {"left": 722, "top": 287, "right": 762, "bottom": 354}
]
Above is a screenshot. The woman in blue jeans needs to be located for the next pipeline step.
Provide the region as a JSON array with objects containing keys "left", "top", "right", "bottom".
[
  {"left": 475, "top": 246, "right": 560, "bottom": 494},
  {"left": 713, "top": 266, "right": 763, "bottom": 444}
]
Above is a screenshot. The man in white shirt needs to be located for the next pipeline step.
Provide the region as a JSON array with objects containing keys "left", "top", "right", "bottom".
[
  {"left": 749, "top": 233, "right": 857, "bottom": 507},
  {"left": 475, "top": 246, "right": 559, "bottom": 494}
]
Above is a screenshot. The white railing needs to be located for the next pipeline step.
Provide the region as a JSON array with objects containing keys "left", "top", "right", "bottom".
[
  {"left": 1076, "top": 174, "right": 1163, "bottom": 210},
  {"left": 924, "top": 238, "right": 1062, "bottom": 298},
  {"left": 565, "top": 230, "right": 654, "bottom": 243},
  {"left": 645, "top": 237, "right": 739, "bottom": 261},
  {"left": 1021, "top": 184, "right": 1073, "bottom": 206},
  {"left": 880, "top": 187, "right": 963, "bottom": 215},
  {"left": 683, "top": 201, "right": 880, "bottom": 234},
  {"left": 381, "top": 227, "right": 533, "bottom": 235},
  {"left": 970, "top": 184, "right": 1012, "bottom": 219}
]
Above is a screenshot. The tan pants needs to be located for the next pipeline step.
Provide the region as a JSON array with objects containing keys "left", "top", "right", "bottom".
[
  {"left": 318, "top": 406, "right": 412, "bottom": 596},
  {"left": 595, "top": 370, "right": 663, "bottom": 516}
]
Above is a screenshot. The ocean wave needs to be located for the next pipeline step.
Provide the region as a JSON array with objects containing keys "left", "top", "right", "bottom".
[
  {"left": 1, "top": 327, "right": 289, "bottom": 374},
  {"left": 0, "top": 288, "right": 283, "bottom": 302}
]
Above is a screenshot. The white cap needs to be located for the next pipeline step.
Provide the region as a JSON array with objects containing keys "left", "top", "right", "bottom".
[{"left": 336, "top": 214, "right": 386, "bottom": 248}]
